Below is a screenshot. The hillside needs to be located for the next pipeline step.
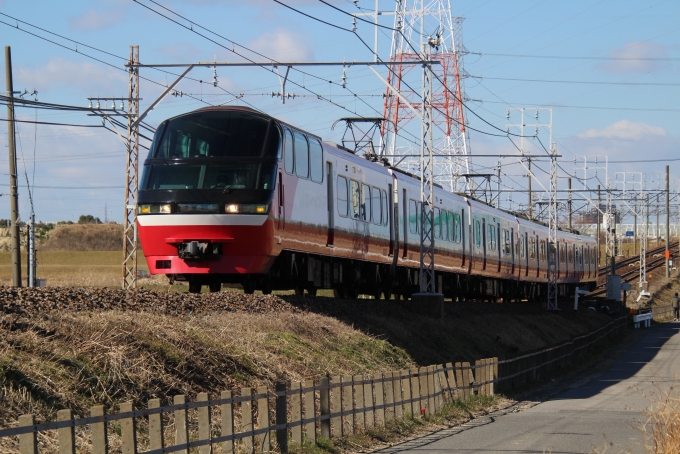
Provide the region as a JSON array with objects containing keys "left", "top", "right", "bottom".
[
  {"left": 39, "top": 223, "right": 123, "bottom": 251},
  {"left": 0, "top": 287, "right": 616, "bottom": 434}
]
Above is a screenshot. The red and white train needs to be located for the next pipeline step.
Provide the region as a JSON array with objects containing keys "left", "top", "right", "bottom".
[{"left": 138, "top": 106, "right": 598, "bottom": 299}]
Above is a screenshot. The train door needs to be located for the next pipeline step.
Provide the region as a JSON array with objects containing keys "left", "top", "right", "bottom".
[
  {"left": 496, "top": 222, "right": 502, "bottom": 273},
  {"left": 277, "top": 171, "right": 285, "bottom": 239},
  {"left": 535, "top": 235, "right": 540, "bottom": 278},
  {"left": 482, "top": 218, "right": 487, "bottom": 271},
  {"left": 511, "top": 228, "right": 516, "bottom": 275},
  {"left": 402, "top": 189, "right": 408, "bottom": 258},
  {"left": 388, "top": 183, "right": 395, "bottom": 256},
  {"left": 326, "top": 162, "right": 334, "bottom": 247},
  {"left": 461, "top": 208, "right": 467, "bottom": 268},
  {"left": 524, "top": 232, "right": 529, "bottom": 277}
]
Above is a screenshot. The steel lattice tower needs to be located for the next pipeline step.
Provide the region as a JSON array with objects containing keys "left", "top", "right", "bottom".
[{"left": 381, "top": 0, "right": 471, "bottom": 193}]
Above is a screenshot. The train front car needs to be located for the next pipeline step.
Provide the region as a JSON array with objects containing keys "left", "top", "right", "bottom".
[{"left": 137, "top": 107, "right": 280, "bottom": 293}]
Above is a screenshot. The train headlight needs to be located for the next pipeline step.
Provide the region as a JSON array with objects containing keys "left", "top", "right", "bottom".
[
  {"left": 224, "top": 204, "right": 269, "bottom": 214},
  {"left": 138, "top": 204, "right": 172, "bottom": 214}
]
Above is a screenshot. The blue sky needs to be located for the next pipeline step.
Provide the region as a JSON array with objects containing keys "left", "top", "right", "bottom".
[{"left": 0, "top": 0, "right": 678, "bottom": 223}]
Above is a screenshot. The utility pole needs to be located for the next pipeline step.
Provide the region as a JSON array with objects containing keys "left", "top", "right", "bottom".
[
  {"left": 597, "top": 185, "right": 601, "bottom": 267},
  {"left": 5, "top": 46, "right": 21, "bottom": 287},
  {"left": 123, "top": 45, "right": 140, "bottom": 290},
  {"left": 527, "top": 158, "right": 532, "bottom": 219},
  {"left": 634, "top": 203, "right": 637, "bottom": 256},
  {"left": 568, "top": 178, "right": 572, "bottom": 230},
  {"left": 666, "top": 165, "right": 670, "bottom": 278},
  {"left": 656, "top": 193, "right": 660, "bottom": 248},
  {"left": 495, "top": 160, "right": 501, "bottom": 209}
]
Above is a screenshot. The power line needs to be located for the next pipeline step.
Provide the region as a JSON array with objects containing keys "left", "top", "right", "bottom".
[
  {"left": 470, "top": 51, "right": 680, "bottom": 62},
  {"left": 0, "top": 118, "right": 103, "bottom": 128},
  {"left": 476, "top": 76, "right": 680, "bottom": 87}
]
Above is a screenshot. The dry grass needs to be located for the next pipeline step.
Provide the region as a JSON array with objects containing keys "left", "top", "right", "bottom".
[
  {"left": 39, "top": 224, "right": 123, "bottom": 251},
  {"left": 0, "top": 251, "right": 148, "bottom": 287},
  {"left": 0, "top": 310, "right": 413, "bottom": 427},
  {"left": 644, "top": 386, "right": 680, "bottom": 453}
]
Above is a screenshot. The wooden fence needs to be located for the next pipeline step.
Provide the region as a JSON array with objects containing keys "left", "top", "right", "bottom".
[{"left": 0, "top": 316, "right": 628, "bottom": 453}]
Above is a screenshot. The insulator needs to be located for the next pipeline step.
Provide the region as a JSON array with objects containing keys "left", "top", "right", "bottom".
[
  {"left": 535, "top": 126, "right": 539, "bottom": 136},
  {"left": 212, "top": 67, "right": 218, "bottom": 87},
  {"left": 88, "top": 100, "right": 92, "bottom": 108},
  {"left": 352, "top": 17, "right": 357, "bottom": 32},
  {"left": 506, "top": 111, "right": 510, "bottom": 120},
  {"left": 111, "top": 101, "right": 115, "bottom": 109},
  {"left": 535, "top": 110, "right": 539, "bottom": 119},
  {"left": 96, "top": 100, "right": 100, "bottom": 109},
  {"left": 120, "top": 100, "right": 124, "bottom": 110}
]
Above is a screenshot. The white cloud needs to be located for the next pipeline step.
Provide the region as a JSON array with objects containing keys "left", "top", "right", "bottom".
[
  {"left": 598, "top": 41, "right": 668, "bottom": 74},
  {"left": 247, "top": 28, "right": 314, "bottom": 62},
  {"left": 577, "top": 120, "right": 667, "bottom": 140},
  {"left": 69, "top": 7, "right": 127, "bottom": 31},
  {"left": 14, "top": 57, "right": 127, "bottom": 95}
]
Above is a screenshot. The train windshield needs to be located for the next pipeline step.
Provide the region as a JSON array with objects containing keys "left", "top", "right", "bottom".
[
  {"left": 145, "top": 163, "right": 277, "bottom": 191},
  {"left": 153, "top": 110, "right": 279, "bottom": 159}
]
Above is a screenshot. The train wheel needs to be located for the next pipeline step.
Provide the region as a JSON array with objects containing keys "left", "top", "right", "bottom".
[
  {"left": 373, "top": 287, "right": 382, "bottom": 300},
  {"left": 242, "top": 277, "right": 255, "bottom": 295},
  {"left": 209, "top": 282, "right": 221, "bottom": 293},
  {"left": 307, "top": 288, "right": 318, "bottom": 297},
  {"left": 261, "top": 279, "right": 273, "bottom": 295},
  {"left": 294, "top": 285, "right": 304, "bottom": 296},
  {"left": 334, "top": 286, "right": 346, "bottom": 298},
  {"left": 188, "top": 279, "right": 202, "bottom": 294},
  {"left": 346, "top": 285, "right": 359, "bottom": 299}
]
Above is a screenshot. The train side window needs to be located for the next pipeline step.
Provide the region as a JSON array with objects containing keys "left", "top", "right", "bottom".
[
  {"left": 382, "top": 190, "right": 388, "bottom": 226},
  {"left": 560, "top": 244, "right": 566, "bottom": 263},
  {"left": 309, "top": 139, "right": 324, "bottom": 183},
  {"left": 441, "top": 210, "right": 451, "bottom": 240},
  {"left": 371, "top": 187, "right": 381, "bottom": 225},
  {"left": 474, "top": 220, "right": 481, "bottom": 248},
  {"left": 515, "top": 232, "right": 520, "bottom": 256},
  {"left": 529, "top": 237, "right": 536, "bottom": 259},
  {"left": 409, "top": 199, "right": 418, "bottom": 234},
  {"left": 520, "top": 234, "right": 526, "bottom": 258},
  {"left": 454, "top": 213, "right": 462, "bottom": 243},
  {"left": 584, "top": 247, "right": 589, "bottom": 266},
  {"left": 568, "top": 245, "right": 574, "bottom": 264},
  {"left": 361, "top": 184, "right": 371, "bottom": 222},
  {"left": 337, "top": 176, "right": 349, "bottom": 217},
  {"left": 487, "top": 223, "right": 496, "bottom": 251},
  {"left": 576, "top": 246, "right": 581, "bottom": 265},
  {"left": 350, "top": 180, "right": 360, "bottom": 219},
  {"left": 284, "top": 129, "right": 294, "bottom": 174},
  {"left": 294, "top": 132, "right": 309, "bottom": 178},
  {"left": 503, "top": 229, "right": 511, "bottom": 255},
  {"left": 434, "top": 208, "right": 441, "bottom": 239},
  {"left": 540, "top": 240, "right": 546, "bottom": 261}
]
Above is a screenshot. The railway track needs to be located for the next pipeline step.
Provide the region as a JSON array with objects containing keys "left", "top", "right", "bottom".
[{"left": 589, "top": 241, "right": 679, "bottom": 297}]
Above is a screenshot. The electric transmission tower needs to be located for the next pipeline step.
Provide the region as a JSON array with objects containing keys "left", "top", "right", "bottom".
[{"left": 380, "top": 0, "right": 471, "bottom": 193}]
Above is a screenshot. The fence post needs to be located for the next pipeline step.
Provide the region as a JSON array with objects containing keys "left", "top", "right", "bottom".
[
  {"left": 436, "top": 365, "right": 445, "bottom": 410},
  {"left": 460, "top": 362, "right": 471, "bottom": 401},
  {"left": 147, "top": 400, "right": 163, "bottom": 452},
  {"left": 353, "top": 374, "right": 365, "bottom": 431},
  {"left": 330, "top": 376, "right": 342, "bottom": 438},
  {"left": 241, "top": 387, "right": 254, "bottom": 453},
  {"left": 290, "top": 381, "right": 303, "bottom": 446},
  {"left": 427, "top": 366, "right": 436, "bottom": 414},
  {"left": 221, "top": 390, "right": 235, "bottom": 454},
  {"left": 375, "top": 375, "right": 385, "bottom": 427},
  {"left": 491, "top": 357, "right": 497, "bottom": 396},
  {"left": 174, "top": 395, "right": 188, "bottom": 454},
  {"left": 303, "top": 380, "right": 315, "bottom": 445},
  {"left": 383, "top": 373, "right": 394, "bottom": 423},
  {"left": 341, "top": 375, "right": 354, "bottom": 435},
  {"left": 401, "top": 370, "right": 411, "bottom": 418},
  {"left": 256, "top": 386, "right": 270, "bottom": 452},
  {"left": 91, "top": 405, "right": 108, "bottom": 454},
  {"left": 418, "top": 367, "right": 429, "bottom": 416},
  {"left": 445, "top": 362, "right": 456, "bottom": 401},
  {"left": 119, "top": 402, "right": 137, "bottom": 454},
  {"left": 363, "top": 375, "right": 374, "bottom": 429},
  {"left": 197, "top": 393, "right": 212, "bottom": 454},
  {"left": 409, "top": 368, "right": 420, "bottom": 417},
  {"left": 274, "top": 383, "right": 288, "bottom": 454},
  {"left": 393, "top": 371, "right": 403, "bottom": 420},
  {"left": 320, "top": 378, "right": 331, "bottom": 439},
  {"left": 18, "top": 414, "right": 37, "bottom": 454},
  {"left": 57, "top": 409, "right": 76, "bottom": 454}
]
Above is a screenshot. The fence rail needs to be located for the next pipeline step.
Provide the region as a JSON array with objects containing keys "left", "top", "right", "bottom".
[{"left": 1, "top": 316, "right": 629, "bottom": 453}]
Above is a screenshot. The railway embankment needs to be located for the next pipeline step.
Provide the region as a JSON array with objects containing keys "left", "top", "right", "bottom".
[{"left": 0, "top": 286, "right": 619, "bottom": 434}]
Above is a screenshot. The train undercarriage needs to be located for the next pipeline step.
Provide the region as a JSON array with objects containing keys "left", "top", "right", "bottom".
[{"left": 172, "top": 250, "right": 595, "bottom": 304}]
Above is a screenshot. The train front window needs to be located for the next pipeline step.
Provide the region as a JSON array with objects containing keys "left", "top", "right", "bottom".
[
  {"left": 146, "top": 164, "right": 276, "bottom": 190},
  {"left": 154, "top": 111, "right": 280, "bottom": 159}
]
